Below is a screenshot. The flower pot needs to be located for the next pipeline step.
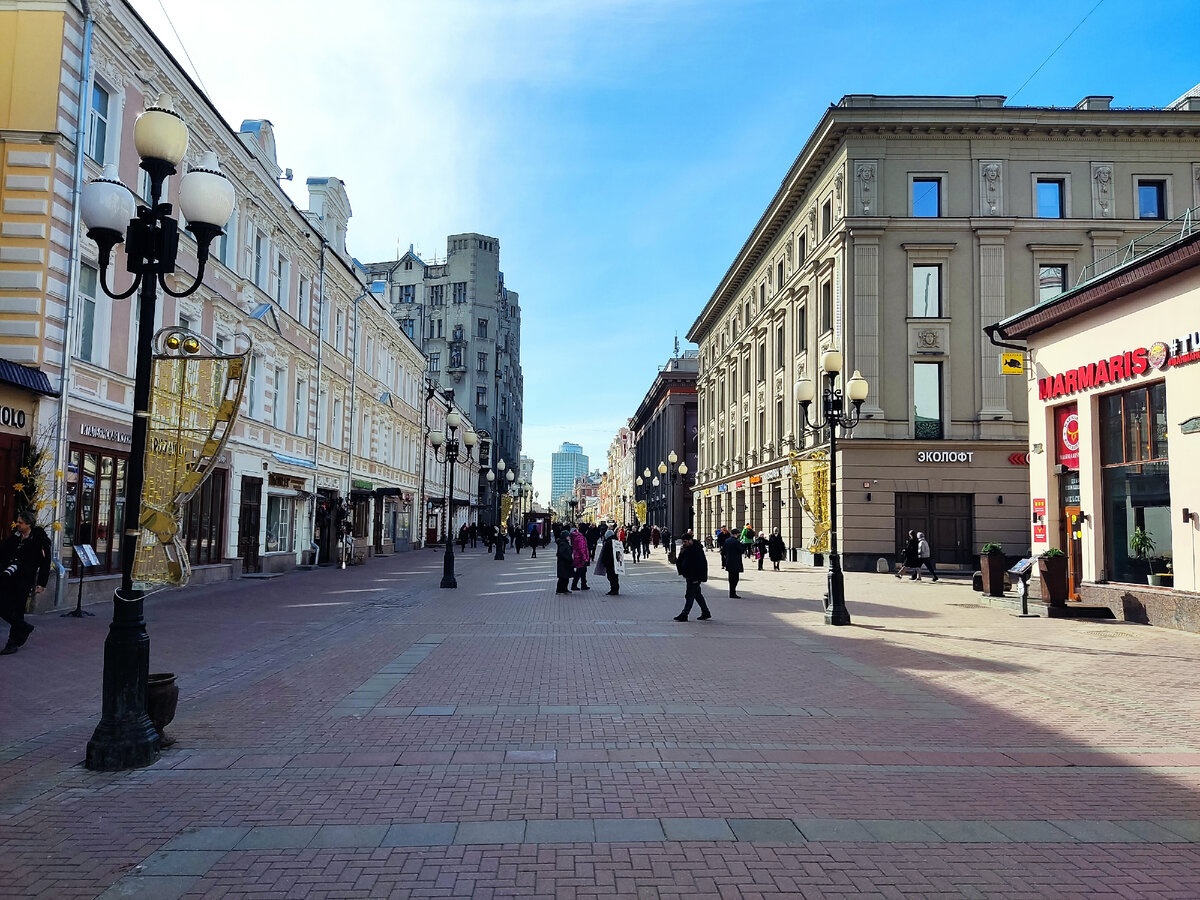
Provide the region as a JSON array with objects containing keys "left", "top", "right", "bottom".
[
  {"left": 1038, "top": 555, "right": 1069, "bottom": 606},
  {"left": 980, "top": 551, "right": 1007, "bottom": 597},
  {"left": 1148, "top": 573, "right": 1173, "bottom": 587},
  {"left": 146, "top": 672, "right": 178, "bottom": 747}
]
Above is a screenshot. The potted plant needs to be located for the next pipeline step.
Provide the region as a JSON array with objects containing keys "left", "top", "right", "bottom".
[
  {"left": 980, "top": 542, "right": 1006, "bottom": 597},
  {"left": 1038, "top": 547, "right": 1069, "bottom": 605},
  {"left": 1128, "top": 527, "right": 1155, "bottom": 584},
  {"left": 1149, "top": 557, "right": 1173, "bottom": 588}
]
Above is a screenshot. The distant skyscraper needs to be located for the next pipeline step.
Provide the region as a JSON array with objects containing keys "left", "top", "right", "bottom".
[{"left": 551, "top": 442, "right": 588, "bottom": 512}]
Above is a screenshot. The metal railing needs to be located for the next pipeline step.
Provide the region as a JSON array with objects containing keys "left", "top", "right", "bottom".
[{"left": 1075, "top": 206, "right": 1198, "bottom": 288}]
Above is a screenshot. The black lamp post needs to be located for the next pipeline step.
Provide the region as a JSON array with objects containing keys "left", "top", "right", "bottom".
[
  {"left": 428, "top": 402, "right": 478, "bottom": 588},
  {"left": 80, "top": 95, "right": 235, "bottom": 771},
  {"left": 493, "top": 459, "right": 512, "bottom": 560},
  {"left": 567, "top": 498, "right": 578, "bottom": 522},
  {"left": 795, "top": 349, "right": 869, "bottom": 626},
  {"left": 634, "top": 476, "right": 643, "bottom": 526}
]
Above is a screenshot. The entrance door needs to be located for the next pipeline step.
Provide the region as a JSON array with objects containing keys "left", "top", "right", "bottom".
[
  {"left": 1062, "top": 505, "right": 1084, "bottom": 601},
  {"left": 238, "top": 476, "right": 262, "bottom": 573},
  {"left": 0, "top": 434, "right": 27, "bottom": 536},
  {"left": 895, "top": 492, "right": 974, "bottom": 568}
]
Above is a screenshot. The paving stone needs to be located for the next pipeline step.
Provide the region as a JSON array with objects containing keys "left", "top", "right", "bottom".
[
  {"left": 161, "top": 827, "right": 250, "bottom": 851},
  {"left": 1050, "top": 820, "right": 1144, "bottom": 842},
  {"left": 505, "top": 749, "right": 556, "bottom": 763},
  {"left": 454, "top": 820, "right": 527, "bottom": 844},
  {"left": 793, "top": 818, "right": 875, "bottom": 842},
  {"left": 593, "top": 818, "right": 667, "bottom": 842},
  {"left": 309, "top": 824, "right": 389, "bottom": 848},
  {"left": 134, "top": 851, "right": 226, "bottom": 877},
  {"left": 235, "top": 825, "right": 320, "bottom": 850},
  {"left": 660, "top": 818, "right": 736, "bottom": 841},
  {"left": 96, "top": 876, "right": 201, "bottom": 900},
  {"left": 382, "top": 823, "right": 459, "bottom": 847},
  {"left": 540, "top": 705, "right": 581, "bottom": 714},
  {"left": 411, "top": 705, "right": 457, "bottom": 715},
  {"left": 859, "top": 819, "right": 943, "bottom": 842},
  {"left": 923, "top": 820, "right": 1012, "bottom": 842},
  {"left": 1114, "top": 820, "right": 1193, "bottom": 842},
  {"left": 989, "top": 820, "right": 1076, "bottom": 842},
  {"left": 524, "top": 819, "right": 597, "bottom": 843},
  {"left": 726, "top": 818, "right": 804, "bottom": 842},
  {"left": 1160, "top": 820, "right": 1200, "bottom": 840}
]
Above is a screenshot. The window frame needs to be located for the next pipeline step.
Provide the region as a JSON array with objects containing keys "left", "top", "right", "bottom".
[
  {"left": 912, "top": 361, "right": 944, "bottom": 440},
  {"left": 1135, "top": 177, "right": 1169, "bottom": 220},
  {"left": 910, "top": 263, "right": 943, "bottom": 318},
  {"left": 86, "top": 81, "right": 113, "bottom": 164},
  {"left": 1033, "top": 175, "right": 1069, "bottom": 219},
  {"left": 910, "top": 175, "right": 943, "bottom": 218}
]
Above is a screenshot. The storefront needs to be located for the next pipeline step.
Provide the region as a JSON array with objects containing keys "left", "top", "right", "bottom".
[
  {"left": 989, "top": 228, "right": 1200, "bottom": 632},
  {"left": 63, "top": 413, "right": 132, "bottom": 577}
]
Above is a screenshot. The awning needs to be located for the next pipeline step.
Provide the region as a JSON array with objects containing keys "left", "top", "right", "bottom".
[
  {"left": 0, "top": 360, "right": 57, "bottom": 396},
  {"left": 272, "top": 452, "right": 316, "bottom": 469}
]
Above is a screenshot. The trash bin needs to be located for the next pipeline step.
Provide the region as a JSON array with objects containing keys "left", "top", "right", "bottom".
[{"left": 789, "top": 548, "right": 798, "bottom": 562}]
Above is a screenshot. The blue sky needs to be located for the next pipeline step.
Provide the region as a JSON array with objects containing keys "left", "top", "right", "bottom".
[{"left": 130, "top": 0, "right": 1200, "bottom": 504}]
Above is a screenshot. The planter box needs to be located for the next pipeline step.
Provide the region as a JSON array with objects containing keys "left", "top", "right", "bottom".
[
  {"left": 980, "top": 552, "right": 1007, "bottom": 597},
  {"left": 1038, "top": 555, "right": 1070, "bottom": 606}
]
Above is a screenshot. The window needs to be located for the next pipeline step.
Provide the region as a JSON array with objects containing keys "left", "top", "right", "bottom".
[
  {"left": 318, "top": 389, "right": 327, "bottom": 438},
  {"left": 400, "top": 284, "right": 415, "bottom": 304},
  {"left": 820, "top": 282, "right": 832, "bottom": 334},
  {"left": 179, "top": 315, "right": 191, "bottom": 332},
  {"left": 775, "top": 398, "right": 784, "bottom": 445},
  {"left": 1100, "top": 382, "right": 1170, "bottom": 583},
  {"left": 912, "top": 178, "right": 941, "bottom": 217},
  {"left": 913, "top": 362, "right": 943, "bottom": 439},
  {"left": 731, "top": 367, "right": 737, "bottom": 400},
  {"left": 273, "top": 366, "right": 285, "bottom": 428},
  {"left": 1137, "top": 179, "right": 1166, "bottom": 220},
  {"left": 452, "top": 282, "right": 467, "bottom": 303},
  {"left": 334, "top": 309, "right": 345, "bottom": 349},
  {"left": 294, "top": 377, "right": 304, "bottom": 434},
  {"left": 1036, "top": 178, "right": 1065, "bottom": 218},
  {"left": 477, "top": 318, "right": 488, "bottom": 339},
  {"left": 254, "top": 231, "right": 267, "bottom": 286},
  {"left": 477, "top": 352, "right": 488, "bottom": 373},
  {"left": 757, "top": 343, "right": 766, "bottom": 382},
  {"left": 276, "top": 256, "right": 288, "bottom": 304},
  {"left": 775, "top": 324, "right": 785, "bottom": 366},
  {"left": 215, "top": 208, "right": 236, "bottom": 269},
  {"left": 821, "top": 199, "right": 832, "bottom": 236},
  {"left": 777, "top": 259, "right": 785, "bottom": 290},
  {"left": 759, "top": 283, "right": 766, "bottom": 309},
  {"left": 1038, "top": 265, "right": 1067, "bottom": 304},
  {"left": 437, "top": 318, "right": 443, "bottom": 338},
  {"left": 332, "top": 397, "right": 342, "bottom": 444},
  {"left": 429, "top": 284, "right": 443, "bottom": 306},
  {"left": 476, "top": 386, "right": 488, "bottom": 408},
  {"left": 87, "top": 83, "right": 110, "bottom": 163},
  {"left": 247, "top": 355, "right": 259, "bottom": 418},
  {"left": 78, "top": 263, "right": 98, "bottom": 363},
  {"left": 911, "top": 264, "right": 942, "bottom": 317},
  {"left": 297, "top": 275, "right": 308, "bottom": 325},
  {"left": 400, "top": 318, "right": 414, "bottom": 338},
  {"left": 265, "top": 496, "right": 294, "bottom": 553},
  {"left": 797, "top": 304, "right": 807, "bottom": 354},
  {"left": 429, "top": 353, "right": 440, "bottom": 373},
  {"left": 797, "top": 232, "right": 807, "bottom": 263}
]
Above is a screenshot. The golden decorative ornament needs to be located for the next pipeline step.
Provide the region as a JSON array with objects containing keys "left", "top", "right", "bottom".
[
  {"left": 165, "top": 333, "right": 182, "bottom": 350},
  {"left": 183, "top": 337, "right": 201, "bottom": 354}
]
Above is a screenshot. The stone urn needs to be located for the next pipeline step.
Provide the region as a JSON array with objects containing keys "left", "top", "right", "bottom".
[
  {"left": 146, "top": 672, "right": 178, "bottom": 747},
  {"left": 1038, "top": 553, "right": 1070, "bottom": 606}
]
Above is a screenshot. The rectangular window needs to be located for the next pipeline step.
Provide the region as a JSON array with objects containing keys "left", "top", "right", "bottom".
[
  {"left": 294, "top": 377, "right": 304, "bottom": 434},
  {"left": 777, "top": 259, "right": 785, "bottom": 290},
  {"left": 437, "top": 319, "right": 443, "bottom": 338},
  {"left": 273, "top": 367, "right": 285, "bottom": 428},
  {"left": 757, "top": 343, "right": 766, "bottom": 382},
  {"left": 248, "top": 355, "right": 259, "bottom": 418},
  {"left": 477, "top": 318, "right": 488, "bottom": 339},
  {"left": 797, "top": 232, "right": 807, "bottom": 262},
  {"left": 87, "top": 83, "right": 110, "bottom": 163},
  {"left": 912, "top": 178, "right": 941, "bottom": 217},
  {"left": 335, "top": 309, "right": 345, "bottom": 349},
  {"left": 428, "top": 284, "right": 443, "bottom": 306},
  {"left": 429, "top": 352, "right": 440, "bottom": 373},
  {"left": 276, "top": 257, "right": 288, "bottom": 304},
  {"left": 332, "top": 397, "right": 342, "bottom": 444},
  {"left": 821, "top": 199, "right": 833, "bottom": 236},
  {"left": 911, "top": 264, "right": 942, "bottom": 317},
  {"left": 476, "top": 386, "right": 488, "bottom": 408},
  {"left": 400, "top": 284, "right": 415, "bottom": 304},
  {"left": 1036, "top": 178, "right": 1065, "bottom": 218},
  {"left": 452, "top": 282, "right": 467, "bottom": 303},
  {"left": 775, "top": 324, "right": 785, "bottom": 366},
  {"left": 400, "top": 318, "right": 414, "bottom": 338},
  {"left": 759, "top": 283, "right": 766, "bottom": 309},
  {"left": 820, "top": 282, "right": 832, "bottom": 334},
  {"left": 477, "top": 352, "right": 487, "bottom": 373},
  {"left": 254, "top": 232, "right": 267, "bottom": 286},
  {"left": 775, "top": 398, "right": 784, "bottom": 445},
  {"left": 1038, "top": 265, "right": 1067, "bottom": 304},
  {"left": 179, "top": 315, "right": 191, "bottom": 332},
  {"left": 265, "top": 496, "right": 294, "bottom": 553},
  {"left": 797, "top": 304, "right": 807, "bottom": 354},
  {"left": 78, "top": 263, "right": 98, "bottom": 363},
  {"left": 913, "top": 362, "right": 943, "bottom": 439},
  {"left": 1137, "top": 179, "right": 1166, "bottom": 219},
  {"left": 297, "top": 275, "right": 308, "bottom": 325},
  {"left": 1100, "top": 382, "right": 1169, "bottom": 583}
]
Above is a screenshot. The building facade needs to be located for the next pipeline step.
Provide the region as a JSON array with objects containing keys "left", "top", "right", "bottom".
[
  {"left": 630, "top": 354, "right": 697, "bottom": 535},
  {"left": 601, "top": 426, "right": 634, "bottom": 524},
  {"left": 687, "top": 91, "right": 1200, "bottom": 570},
  {"left": 550, "top": 441, "right": 588, "bottom": 514},
  {"left": 0, "top": 0, "right": 429, "bottom": 609},
  {"left": 361, "top": 235, "right": 524, "bottom": 522},
  {"left": 990, "top": 217, "right": 1200, "bottom": 631}
]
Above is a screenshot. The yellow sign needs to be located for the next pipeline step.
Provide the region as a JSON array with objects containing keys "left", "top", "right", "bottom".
[
  {"left": 500, "top": 494, "right": 513, "bottom": 526},
  {"left": 133, "top": 328, "right": 249, "bottom": 589},
  {"left": 635, "top": 500, "right": 647, "bottom": 524},
  {"left": 1000, "top": 352, "right": 1025, "bottom": 375},
  {"left": 788, "top": 450, "right": 830, "bottom": 554}
]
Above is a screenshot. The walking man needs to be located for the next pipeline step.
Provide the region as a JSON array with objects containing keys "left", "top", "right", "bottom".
[
  {"left": 673, "top": 531, "right": 711, "bottom": 621},
  {"left": 0, "top": 511, "right": 51, "bottom": 655},
  {"left": 600, "top": 529, "right": 620, "bottom": 595},
  {"left": 916, "top": 532, "right": 939, "bottom": 582},
  {"left": 721, "top": 530, "right": 744, "bottom": 598}
]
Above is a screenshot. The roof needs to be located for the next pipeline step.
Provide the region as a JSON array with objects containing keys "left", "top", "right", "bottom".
[{"left": 0, "top": 360, "right": 57, "bottom": 396}]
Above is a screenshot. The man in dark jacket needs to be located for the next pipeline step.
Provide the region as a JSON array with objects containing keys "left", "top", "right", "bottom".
[
  {"left": 600, "top": 530, "right": 620, "bottom": 595},
  {"left": 1, "top": 511, "right": 51, "bottom": 655},
  {"left": 720, "top": 532, "right": 744, "bottom": 598},
  {"left": 555, "top": 531, "right": 574, "bottom": 594},
  {"left": 673, "top": 531, "right": 710, "bottom": 621}
]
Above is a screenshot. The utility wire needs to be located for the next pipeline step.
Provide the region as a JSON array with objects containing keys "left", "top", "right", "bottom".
[
  {"left": 1010, "top": 0, "right": 1106, "bottom": 103},
  {"left": 155, "top": 0, "right": 210, "bottom": 97}
]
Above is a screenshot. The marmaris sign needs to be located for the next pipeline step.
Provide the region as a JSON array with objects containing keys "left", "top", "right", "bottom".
[{"left": 1038, "top": 328, "right": 1200, "bottom": 402}]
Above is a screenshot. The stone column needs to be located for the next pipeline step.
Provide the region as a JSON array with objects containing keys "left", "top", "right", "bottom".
[
  {"left": 851, "top": 231, "right": 885, "bottom": 431},
  {"left": 977, "top": 228, "right": 1011, "bottom": 430}
]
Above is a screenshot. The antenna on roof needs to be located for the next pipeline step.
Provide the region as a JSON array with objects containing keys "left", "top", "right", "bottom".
[{"left": 674, "top": 334, "right": 680, "bottom": 357}]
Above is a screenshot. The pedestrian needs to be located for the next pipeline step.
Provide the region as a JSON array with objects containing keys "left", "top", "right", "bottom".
[
  {"left": 469, "top": 522, "right": 477, "bottom": 548},
  {"left": 600, "top": 529, "right": 620, "bottom": 595},
  {"left": 916, "top": 532, "right": 939, "bottom": 582},
  {"left": 650, "top": 525, "right": 660, "bottom": 549},
  {"left": 754, "top": 531, "right": 768, "bottom": 570},
  {"left": 570, "top": 525, "right": 591, "bottom": 591},
  {"left": 640, "top": 524, "right": 651, "bottom": 558},
  {"left": 768, "top": 527, "right": 785, "bottom": 571},
  {"left": 555, "top": 530, "right": 573, "bottom": 594},
  {"left": 0, "top": 511, "right": 51, "bottom": 655},
  {"left": 458, "top": 524, "right": 468, "bottom": 552},
  {"left": 717, "top": 526, "right": 732, "bottom": 568},
  {"left": 629, "top": 529, "right": 641, "bottom": 563},
  {"left": 528, "top": 522, "right": 540, "bottom": 558},
  {"left": 721, "top": 531, "right": 744, "bottom": 598},
  {"left": 662, "top": 527, "right": 673, "bottom": 563},
  {"left": 739, "top": 523, "right": 755, "bottom": 558},
  {"left": 514, "top": 527, "right": 524, "bottom": 555},
  {"left": 673, "top": 531, "right": 711, "bottom": 621},
  {"left": 895, "top": 529, "right": 920, "bottom": 580},
  {"left": 482, "top": 525, "right": 493, "bottom": 553}
]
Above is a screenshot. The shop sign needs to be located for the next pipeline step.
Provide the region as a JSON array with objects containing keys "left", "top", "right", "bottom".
[
  {"left": 1033, "top": 498, "right": 1046, "bottom": 515},
  {"left": 1055, "top": 403, "right": 1080, "bottom": 471},
  {"left": 1008, "top": 452, "right": 1030, "bottom": 465},
  {"left": 352, "top": 479, "right": 373, "bottom": 490},
  {"left": 79, "top": 422, "right": 132, "bottom": 445},
  {"left": 916, "top": 450, "right": 974, "bottom": 463},
  {"left": 749, "top": 475, "right": 762, "bottom": 485},
  {"left": 1033, "top": 524, "right": 1047, "bottom": 543},
  {"left": 735, "top": 480, "right": 745, "bottom": 488},
  {"left": 0, "top": 405, "right": 28, "bottom": 431},
  {"left": 717, "top": 484, "right": 728, "bottom": 493},
  {"left": 1038, "top": 329, "right": 1200, "bottom": 401},
  {"left": 762, "top": 467, "right": 782, "bottom": 481}
]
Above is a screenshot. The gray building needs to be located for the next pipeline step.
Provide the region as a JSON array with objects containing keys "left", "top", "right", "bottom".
[{"left": 362, "top": 234, "right": 524, "bottom": 520}]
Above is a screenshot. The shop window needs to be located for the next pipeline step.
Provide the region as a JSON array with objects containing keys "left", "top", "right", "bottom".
[
  {"left": 265, "top": 495, "right": 295, "bottom": 553},
  {"left": 913, "top": 362, "right": 943, "bottom": 439},
  {"left": 63, "top": 447, "right": 127, "bottom": 575},
  {"left": 182, "top": 469, "right": 226, "bottom": 566},
  {"left": 1101, "top": 381, "right": 1170, "bottom": 584},
  {"left": 912, "top": 264, "right": 941, "bottom": 317}
]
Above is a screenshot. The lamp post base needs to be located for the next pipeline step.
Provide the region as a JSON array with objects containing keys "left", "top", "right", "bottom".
[
  {"left": 824, "top": 554, "right": 852, "bottom": 626},
  {"left": 85, "top": 593, "right": 161, "bottom": 770},
  {"left": 440, "top": 544, "right": 457, "bottom": 588}
]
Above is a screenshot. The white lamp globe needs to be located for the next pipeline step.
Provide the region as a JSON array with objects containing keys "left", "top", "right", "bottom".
[
  {"left": 847, "top": 370, "right": 869, "bottom": 402},
  {"left": 445, "top": 409, "right": 461, "bottom": 430},
  {"left": 668, "top": 450, "right": 678, "bottom": 464},
  {"left": 81, "top": 166, "right": 137, "bottom": 236},
  {"left": 179, "top": 151, "right": 235, "bottom": 228},
  {"left": 822, "top": 348, "right": 843, "bottom": 374},
  {"left": 429, "top": 430, "right": 444, "bottom": 447},
  {"left": 486, "top": 469, "right": 495, "bottom": 482},
  {"left": 496, "top": 458, "right": 506, "bottom": 471},
  {"left": 794, "top": 378, "right": 815, "bottom": 404},
  {"left": 134, "top": 93, "right": 189, "bottom": 167},
  {"left": 463, "top": 430, "right": 478, "bottom": 446},
  {"left": 678, "top": 462, "right": 688, "bottom": 475}
]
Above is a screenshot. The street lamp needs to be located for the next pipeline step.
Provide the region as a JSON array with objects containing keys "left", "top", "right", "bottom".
[
  {"left": 635, "top": 476, "right": 643, "bottom": 525},
  {"left": 428, "top": 406, "right": 478, "bottom": 588},
  {"left": 493, "top": 458, "right": 506, "bottom": 559},
  {"left": 567, "top": 497, "right": 578, "bottom": 521},
  {"left": 81, "top": 94, "right": 235, "bottom": 771},
  {"left": 795, "top": 349, "right": 869, "bottom": 626}
]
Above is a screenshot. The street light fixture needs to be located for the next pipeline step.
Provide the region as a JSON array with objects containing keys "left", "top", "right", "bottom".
[
  {"left": 795, "top": 348, "right": 869, "bottom": 626},
  {"left": 428, "top": 403, "right": 478, "bottom": 588},
  {"left": 493, "top": 458, "right": 507, "bottom": 559},
  {"left": 81, "top": 94, "right": 235, "bottom": 771}
]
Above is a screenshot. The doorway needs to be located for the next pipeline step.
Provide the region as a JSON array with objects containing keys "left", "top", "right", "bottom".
[
  {"left": 237, "top": 476, "right": 262, "bottom": 574},
  {"left": 1062, "top": 505, "right": 1084, "bottom": 601},
  {"left": 895, "top": 492, "right": 974, "bottom": 568}
]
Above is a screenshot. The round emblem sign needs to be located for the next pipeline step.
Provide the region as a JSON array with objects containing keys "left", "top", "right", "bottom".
[
  {"left": 1148, "top": 341, "right": 1170, "bottom": 370},
  {"left": 1062, "top": 413, "right": 1080, "bottom": 452}
]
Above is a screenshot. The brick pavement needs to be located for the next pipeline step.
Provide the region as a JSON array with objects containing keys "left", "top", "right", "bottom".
[{"left": 1, "top": 544, "right": 1199, "bottom": 898}]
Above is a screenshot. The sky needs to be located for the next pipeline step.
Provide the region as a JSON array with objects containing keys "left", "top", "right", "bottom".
[{"left": 127, "top": 0, "right": 1200, "bottom": 505}]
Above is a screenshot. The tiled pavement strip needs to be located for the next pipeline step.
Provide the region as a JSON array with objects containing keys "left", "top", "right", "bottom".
[{"left": 1, "top": 549, "right": 1199, "bottom": 897}]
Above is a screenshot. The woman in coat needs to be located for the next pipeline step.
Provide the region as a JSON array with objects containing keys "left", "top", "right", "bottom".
[
  {"left": 555, "top": 532, "right": 575, "bottom": 594},
  {"left": 570, "top": 526, "right": 591, "bottom": 591},
  {"left": 0, "top": 511, "right": 51, "bottom": 655},
  {"left": 600, "top": 530, "right": 620, "bottom": 595},
  {"left": 767, "top": 527, "right": 785, "bottom": 571},
  {"left": 895, "top": 529, "right": 920, "bottom": 579},
  {"left": 721, "top": 533, "right": 744, "bottom": 598},
  {"left": 739, "top": 524, "right": 755, "bottom": 558},
  {"left": 754, "top": 531, "right": 769, "bottom": 570}
]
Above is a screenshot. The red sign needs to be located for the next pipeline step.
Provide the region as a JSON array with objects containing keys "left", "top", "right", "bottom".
[
  {"left": 1033, "top": 498, "right": 1046, "bottom": 515},
  {"left": 1008, "top": 452, "right": 1030, "bottom": 466},
  {"left": 1055, "top": 403, "right": 1080, "bottom": 471},
  {"left": 1038, "top": 329, "right": 1200, "bottom": 401},
  {"left": 1033, "top": 524, "right": 1047, "bottom": 543}
]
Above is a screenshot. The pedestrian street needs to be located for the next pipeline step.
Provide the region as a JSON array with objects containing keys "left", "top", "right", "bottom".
[{"left": 2, "top": 545, "right": 1200, "bottom": 898}]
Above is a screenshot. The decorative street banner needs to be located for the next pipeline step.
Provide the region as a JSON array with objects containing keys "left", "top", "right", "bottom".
[
  {"left": 133, "top": 328, "right": 249, "bottom": 589},
  {"left": 788, "top": 450, "right": 830, "bottom": 554},
  {"left": 501, "top": 494, "right": 513, "bottom": 527},
  {"left": 635, "top": 500, "right": 647, "bottom": 524}
]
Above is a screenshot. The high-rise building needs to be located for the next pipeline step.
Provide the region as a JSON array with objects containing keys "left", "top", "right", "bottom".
[
  {"left": 551, "top": 442, "right": 589, "bottom": 513},
  {"left": 362, "top": 235, "right": 524, "bottom": 523}
]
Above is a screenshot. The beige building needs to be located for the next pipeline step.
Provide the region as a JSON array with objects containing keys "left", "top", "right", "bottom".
[
  {"left": 989, "top": 218, "right": 1200, "bottom": 631},
  {"left": 687, "top": 91, "right": 1200, "bottom": 571},
  {"left": 0, "top": 0, "right": 429, "bottom": 606}
]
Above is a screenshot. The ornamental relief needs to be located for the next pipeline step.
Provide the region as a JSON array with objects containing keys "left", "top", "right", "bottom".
[
  {"left": 979, "top": 161, "right": 1003, "bottom": 216},
  {"left": 756, "top": 382, "right": 766, "bottom": 410},
  {"left": 854, "top": 162, "right": 877, "bottom": 215},
  {"left": 908, "top": 322, "right": 949, "bottom": 355},
  {"left": 1091, "top": 163, "right": 1114, "bottom": 218}
]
